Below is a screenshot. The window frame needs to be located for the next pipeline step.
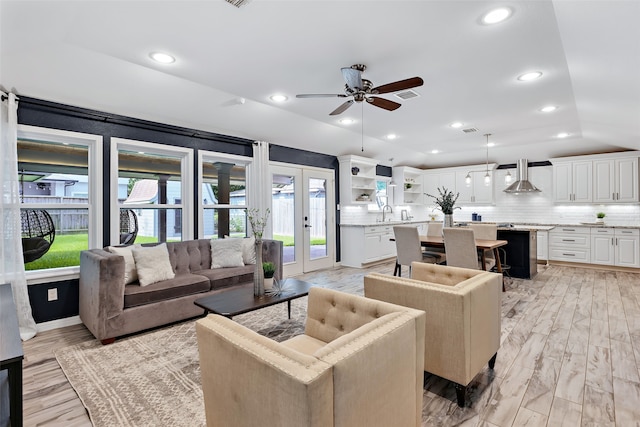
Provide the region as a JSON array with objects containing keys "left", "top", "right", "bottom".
[
  {"left": 110, "top": 138, "right": 194, "bottom": 244},
  {"left": 197, "top": 150, "right": 252, "bottom": 239},
  {"left": 17, "top": 124, "right": 103, "bottom": 282}
]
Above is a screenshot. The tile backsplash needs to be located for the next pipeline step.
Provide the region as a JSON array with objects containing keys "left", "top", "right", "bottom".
[{"left": 340, "top": 166, "right": 640, "bottom": 226}]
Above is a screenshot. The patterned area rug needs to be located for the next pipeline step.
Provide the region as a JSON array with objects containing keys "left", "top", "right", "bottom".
[{"left": 55, "top": 299, "right": 307, "bottom": 427}]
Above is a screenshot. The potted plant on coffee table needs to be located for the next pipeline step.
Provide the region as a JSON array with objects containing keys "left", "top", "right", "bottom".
[{"left": 262, "top": 261, "right": 276, "bottom": 291}]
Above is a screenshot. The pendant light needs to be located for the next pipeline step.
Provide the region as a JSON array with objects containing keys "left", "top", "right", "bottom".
[
  {"left": 483, "top": 134, "right": 491, "bottom": 186},
  {"left": 504, "top": 170, "right": 513, "bottom": 184},
  {"left": 465, "top": 172, "right": 472, "bottom": 186}
]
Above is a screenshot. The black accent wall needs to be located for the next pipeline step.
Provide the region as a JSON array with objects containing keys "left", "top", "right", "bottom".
[{"left": 18, "top": 96, "right": 339, "bottom": 323}]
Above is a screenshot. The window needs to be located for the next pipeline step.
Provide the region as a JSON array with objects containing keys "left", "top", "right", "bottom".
[
  {"left": 198, "top": 151, "right": 250, "bottom": 239},
  {"left": 111, "top": 138, "right": 193, "bottom": 244},
  {"left": 17, "top": 125, "right": 102, "bottom": 274}
]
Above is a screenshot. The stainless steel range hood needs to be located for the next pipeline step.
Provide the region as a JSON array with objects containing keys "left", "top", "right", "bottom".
[{"left": 503, "top": 159, "right": 541, "bottom": 193}]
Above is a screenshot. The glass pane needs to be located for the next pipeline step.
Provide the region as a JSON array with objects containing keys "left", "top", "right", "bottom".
[
  {"left": 203, "top": 208, "right": 247, "bottom": 239},
  {"left": 22, "top": 208, "right": 88, "bottom": 270},
  {"left": 125, "top": 208, "right": 183, "bottom": 243},
  {"left": 273, "top": 174, "right": 295, "bottom": 264},
  {"left": 18, "top": 140, "right": 89, "bottom": 202},
  {"left": 309, "top": 177, "right": 327, "bottom": 259},
  {"left": 201, "top": 161, "right": 246, "bottom": 206},
  {"left": 118, "top": 150, "right": 182, "bottom": 204}
]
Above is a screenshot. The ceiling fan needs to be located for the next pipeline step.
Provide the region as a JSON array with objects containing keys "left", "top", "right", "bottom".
[{"left": 296, "top": 64, "right": 424, "bottom": 115}]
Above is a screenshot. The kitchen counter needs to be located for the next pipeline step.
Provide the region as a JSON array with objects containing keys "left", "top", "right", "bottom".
[{"left": 340, "top": 220, "right": 430, "bottom": 228}]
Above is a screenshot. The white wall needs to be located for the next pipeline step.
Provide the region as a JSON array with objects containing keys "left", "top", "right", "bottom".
[{"left": 340, "top": 166, "right": 640, "bottom": 226}]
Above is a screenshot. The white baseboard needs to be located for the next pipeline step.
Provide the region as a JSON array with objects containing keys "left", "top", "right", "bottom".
[{"left": 36, "top": 315, "right": 82, "bottom": 333}]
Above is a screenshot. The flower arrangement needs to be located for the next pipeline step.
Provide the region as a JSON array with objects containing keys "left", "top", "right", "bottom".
[
  {"left": 425, "top": 187, "right": 460, "bottom": 215},
  {"left": 247, "top": 208, "right": 271, "bottom": 241}
]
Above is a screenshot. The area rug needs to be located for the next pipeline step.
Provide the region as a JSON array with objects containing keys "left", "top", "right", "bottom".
[{"left": 55, "top": 299, "right": 307, "bottom": 427}]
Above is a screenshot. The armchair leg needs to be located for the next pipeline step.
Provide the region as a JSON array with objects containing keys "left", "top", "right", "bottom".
[
  {"left": 101, "top": 338, "right": 116, "bottom": 345},
  {"left": 488, "top": 352, "right": 497, "bottom": 369},
  {"left": 393, "top": 261, "right": 400, "bottom": 277},
  {"left": 454, "top": 383, "right": 467, "bottom": 407}
]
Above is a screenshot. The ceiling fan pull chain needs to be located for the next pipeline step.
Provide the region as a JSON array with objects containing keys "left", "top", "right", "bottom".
[{"left": 361, "top": 103, "right": 364, "bottom": 152}]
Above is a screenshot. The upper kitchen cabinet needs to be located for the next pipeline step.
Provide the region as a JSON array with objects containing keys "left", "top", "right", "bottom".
[
  {"left": 392, "top": 166, "right": 424, "bottom": 205},
  {"left": 593, "top": 157, "right": 638, "bottom": 203},
  {"left": 423, "top": 170, "right": 456, "bottom": 204},
  {"left": 553, "top": 160, "right": 592, "bottom": 203},
  {"left": 454, "top": 167, "right": 495, "bottom": 204},
  {"left": 338, "top": 155, "right": 378, "bottom": 205},
  {"left": 552, "top": 151, "right": 640, "bottom": 204}
]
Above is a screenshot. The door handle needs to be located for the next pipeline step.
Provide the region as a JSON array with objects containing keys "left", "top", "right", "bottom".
[{"left": 304, "top": 224, "right": 312, "bottom": 228}]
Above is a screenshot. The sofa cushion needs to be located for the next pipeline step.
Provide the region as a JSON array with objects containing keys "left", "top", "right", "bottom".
[
  {"left": 210, "top": 238, "right": 245, "bottom": 268},
  {"left": 123, "top": 273, "right": 210, "bottom": 308},
  {"left": 241, "top": 236, "right": 256, "bottom": 265},
  {"left": 194, "top": 265, "right": 254, "bottom": 290},
  {"left": 132, "top": 243, "right": 175, "bottom": 286},
  {"left": 281, "top": 334, "right": 327, "bottom": 356}
]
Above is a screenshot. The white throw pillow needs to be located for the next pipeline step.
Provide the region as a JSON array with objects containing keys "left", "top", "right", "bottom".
[
  {"left": 132, "top": 243, "right": 175, "bottom": 287},
  {"left": 107, "top": 245, "right": 140, "bottom": 285},
  {"left": 242, "top": 236, "right": 256, "bottom": 265},
  {"left": 210, "top": 238, "right": 245, "bottom": 268}
]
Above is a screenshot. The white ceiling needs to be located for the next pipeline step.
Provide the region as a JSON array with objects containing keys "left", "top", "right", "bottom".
[{"left": 2, "top": 0, "right": 639, "bottom": 168}]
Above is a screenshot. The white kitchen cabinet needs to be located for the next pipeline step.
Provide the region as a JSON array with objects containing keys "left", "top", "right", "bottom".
[
  {"left": 393, "top": 166, "right": 425, "bottom": 205},
  {"left": 423, "top": 170, "right": 456, "bottom": 203},
  {"left": 340, "top": 224, "right": 396, "bottom": 267},
  {"left": 455, "top": 170, "right": 494, "bottom": 204},
  {"left": 549, "top": 226, "right": 591, "bottom": 262},
  {"left": 553, "top": 161, "right": 592, "bottom": 202},
  {"left": 537, "top": 230, "right": 548, "bottom": 261},
  {"left": 593, "top": 158, "right": 638, "bottom": 203},
  {"left": 615, "top": 228, "right": 640, "bottom": 268},
  {"left": 338, "top": 155, "right": 378, "bottom": 205},
  {"left": 590, "top": 228, "right": 615, "bottom": 265}
]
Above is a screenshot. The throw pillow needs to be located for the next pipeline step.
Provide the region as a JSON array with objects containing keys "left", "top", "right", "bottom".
[
  {"left": 132, "top": 243, "right": 175, "bottom": 287},
  {"left": 210, "top": 238, "right": 245, "bottom": 268},
  {"left": 107, "top": 245, "right": 140, "bottom": 285},
  {"left": 242, "top": 236, "right": 256, "bottom": 265}
]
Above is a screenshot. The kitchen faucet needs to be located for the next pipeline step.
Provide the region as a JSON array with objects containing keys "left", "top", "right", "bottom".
[{"left": 382, "top": 204, "right": 393, "bottom": 222}]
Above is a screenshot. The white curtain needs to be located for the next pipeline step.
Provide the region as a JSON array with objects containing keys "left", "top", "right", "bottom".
[
  {"left": 249, "top": 141, "right": 272, "bottom": 238},
  {"left": 1, "top": 91, "right": 37, "bottom": 340}
]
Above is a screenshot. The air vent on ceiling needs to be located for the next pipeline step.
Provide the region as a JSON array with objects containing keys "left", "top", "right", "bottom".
[
  {"left": 224, "top": 0, "right": 252, "bottom": 8},
  {"left": 394, "top": 89, "right": 420, "bottom": 100},
  {"left": 462, "top": 127, "right": 479, "bottom": 133}
]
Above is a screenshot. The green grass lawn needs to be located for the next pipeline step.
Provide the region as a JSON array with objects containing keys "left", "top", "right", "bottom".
[{"left": 25, "top": 233, "right": 326, "bottom": 270}]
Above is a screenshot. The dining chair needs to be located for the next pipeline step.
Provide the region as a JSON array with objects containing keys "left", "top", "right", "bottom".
[
  {"left": 393, "top": 225, "right": 437, "bottom": 276},
  {"left": 424, "top": 222, "right": 446, "bottom": 264},
  {"left": 469, "top": 223, "right": 497, "bottom": 271},
  {"left": 443, "top": 228, "right": 481, "bottom": 270}
]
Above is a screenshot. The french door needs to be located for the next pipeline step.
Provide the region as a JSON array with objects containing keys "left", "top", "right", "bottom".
[{"left": 271, "top": 164, "right": 335, "bottom": 276}]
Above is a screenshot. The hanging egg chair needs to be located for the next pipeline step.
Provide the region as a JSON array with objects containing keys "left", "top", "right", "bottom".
[
  {"left": 21, "top": 209, "right": 56, "bottom": 263},
  {"left": 119, "top": 209, "right": 139, "bottom": 245}
]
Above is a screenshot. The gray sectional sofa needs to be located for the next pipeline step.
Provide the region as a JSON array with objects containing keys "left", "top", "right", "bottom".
[{"left": 79, "top": 238, "right": 283, "bottom": 344}]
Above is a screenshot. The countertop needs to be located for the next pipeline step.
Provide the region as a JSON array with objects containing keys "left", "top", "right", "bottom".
[{"left": 340, "top": 221, "right": 640, "bottom": 230}]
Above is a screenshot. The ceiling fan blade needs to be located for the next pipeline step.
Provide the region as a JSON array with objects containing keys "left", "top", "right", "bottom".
[
  {"left": 329, "top": 100, "right": 355, "bottom": 115},
  {"left": 367, "top": 96, "right": 401, "bottom": 111},
  {"left": 341, "top": 67, "right": 363, "bottom": 90},
  {"left": 296, "top": 94, "right": 348, "bottom": 98},
  {"left": 372, "top": 77, "right": 424, "bottom": 94}
]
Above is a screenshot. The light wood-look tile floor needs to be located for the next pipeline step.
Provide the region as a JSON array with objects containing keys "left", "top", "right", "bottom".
[{"left": 21, "top": 262, "right": 640, "bottom": 426}]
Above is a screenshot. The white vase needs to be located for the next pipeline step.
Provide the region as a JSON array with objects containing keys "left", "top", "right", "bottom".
[{"left": 264, "top": 277, "right": 274, "bottom": 291}]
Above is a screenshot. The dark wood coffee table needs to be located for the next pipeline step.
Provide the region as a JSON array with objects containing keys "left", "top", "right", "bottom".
[{"left": 194, "top": 278, "right": 314, "bottom": 319}]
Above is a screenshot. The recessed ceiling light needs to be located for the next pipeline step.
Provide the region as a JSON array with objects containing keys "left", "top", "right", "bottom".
[
  {"left": 269, "top": 94, "right": 288, "bottom": 102},
  {"left": 449, "top": 122, "right": 464, "bottom": 128},
  {"left": 556, "top": 132, "right": 570, "bottom": 138},
  {"left": 431, "top": 149, "right": 439, "bottom": 154},
  {"left": 482, "top": 7, "right": 512, "bottom": 24},
  {"left": 149, "top": 52, "right": 175, "bottom": 64},
  {"left": 138, "top": 151, "right": 145, "bottom": 154},
  {"left": 486, "top": 142, "right": 496, "bottom": 147},
  {"left": 386, "top": 134, "right": 397, "bottom": 140},
  {"left": 540, "top": 105, "right": 558, "bottom": 113},
  {"left": 339, "top": 118, "right": 354, "bottom": 125},
  {"left": 517, "top": 71, "right": 543, "bottom": 81}
]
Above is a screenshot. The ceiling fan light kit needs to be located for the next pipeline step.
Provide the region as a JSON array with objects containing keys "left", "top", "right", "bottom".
[{"left": 296, "top": 64, "right": 423, "bottom": 116}]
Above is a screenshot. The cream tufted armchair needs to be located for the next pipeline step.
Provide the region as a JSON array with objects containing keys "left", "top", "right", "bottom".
[
  {"left": 196, "top": 287, "right": 426, "bottom": 427},
  {"left": 364, "top": 262, "right": 502, "bottom": 407}
]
